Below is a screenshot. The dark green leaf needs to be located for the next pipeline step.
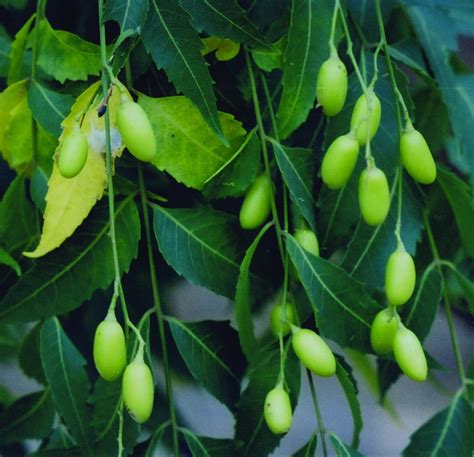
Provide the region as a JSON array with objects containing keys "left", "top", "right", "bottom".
[
  {"left": 272, "top": 140, "right": 316, "bottom": 231},
  {"left": 437, "top": 167, "right": 474, "bottom": 257},
  {"left": 0, "top": 247, "right": 21, "bottom": 275},
  {"left": 19, "top": 321, "right": 46, "bottom": 384},
  {"left": 28, "top": 80, "right": 74, "bottom": 138},
  {"left": 104, "top": 0, "right": 149, "bottom": 37},
  {"left": 142, "top": 0, "right": 225, "bottom": 143},
  {"left": 330, "top": 433, "right": 365, "bottom": 457},
  {"left": 40, "top": 318, "right": 94, "bottom": 456},
  {"left": 182, "top": 429, "right": 237, "bottom": 457},
  {"left": 0, "top": 389, "right": 54, "bottom": 443},
  {"left": 450, "top": 266, "right": 474, "bottom": 313},
  {"left": 7, "top": 14, "right": 34, "bottom": 84},
  {"left": 292, "top": 433, "right": 317, "bottom": 457},
  {"left": 235, "top": 345, "right": 301, "bottom": 457},
  {"left": 0, "top": 30, "right": 11, "bottom": 78},
  {"left": 179, "top": 0, "right": 268, "bottom": 48},
  {"left": 335, "top": 356, "right": 362, "bottom": 448},
  {"left": 389, "top": 39, "right": 431, "bottom": 80},
  {"left": 153, "top": 205, "right": 257, "bottom": 299},
  {"left": 276, "top": 0, "right": 333, "bottom": 139},
  {"left": 203, "top": 129, "right": 260, "bottom": 199},
  {"left": 403, "top": 391, "right": 474, "bottom": 457},
  {"left": 29, "top": 449, "right": 81, "bottom": 457},
  {"left": 287, "top": 234, "right": 374, "bottom": 352},
  {"left": 347, "top": 0, "right": 395, "bottom": 42},
  {"left": 342, "top": 177, "right": 423, "bottom": 291},
  {"left": 0, "top": 197, "right": 140, "bottom": 324},
  {"left": 168, "top": 318, "right": 246, "bottom": 410},
  {"left": 235, "top": 222, "right": 272, "bottom": 363}
]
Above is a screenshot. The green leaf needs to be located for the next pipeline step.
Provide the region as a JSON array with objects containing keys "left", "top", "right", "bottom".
[
  {"left": 0, "top": 175, "right": 37, "bottom": 256},
  {"left": 29, "top": 449, "right": 81, "bottom": 457},
  {"left": 341, "top": 177, "right": 423, "bottom": 291},
  {"left": 91, "top": 379, "right": 139, "bottom": 456},
  {"left": 0, "top": 197, "right": 140, "bottom": 324},
  {"left": 203, "top": 129, "right": 260, "bottom": 199},
  {"left": 153, "top": 205, "right": 255, "bottom": 299},
  {"left": 7, "top": 14, "right": 34, "bottom": 84},
  {"left": 0, "top": 389, "right": 54, "bottom": 443},
  {"left": 235, "top": 222, "right": 272, "bottom": 363},
  {"left": 0, "top": 247, "right": 21, "bottom": 275},
  {"left": 292, "top": 433, "right": 317, "bottom": 457},
  {"left": 28, "top": 80, "right": 74, "bottom": 138},
  {"left": 271, "top": 140, "right": 316, "bottom": 231},
  {"left": 276, "top": 0, "right": 333, "bottom": 139},
  {"left": 330, "top": 433, "right": 365, "bottom": 457},
  {"left": 139, "top": 95, "right": 245, "bottom": 190},
  {"left": 104, "top": 0, "right": 149, "bottom": 38},
  {"left": 19, "top": 321, "right": 47, "bottom": 384},
  {"left": 287, "top": 234, "right": 374, "bottom": 352},
  {"left": 179, "top": 0, "right": 269, "bottom": 48},
  {"left": 437, "top": 166, "right": 474, "bottom": 257},
  {"left": 142, "top": 0, "right": 225, "bottom": 143},
  {"left": 406, "top": 4, "right": 474, "bottom": 188},
  {"left": 450, "top": 266, "right": 474, "bottom": 313},
  {"left": 36, "top": 19, "right": 102, "bottom": 83},
  {"left": 40, "top": 317, "right": 94, "bottom": 456},
  {"left": 182, "top": 429, "right": 238, "bottom": 457},
  {"left": 252, "top": 36, "right": 285, "bottom": 73},
  {"left": 389, "top": 39, "right": 431, "bottom": 80},
  {"left": 168, "top": 318, "right": 246, "bottom": 410},
  {"left": 403, "top": 391, "right": 474, "bottom": 457},
  {"left": 235, "top": 345, "right": 300, "bottom": 457},
  {"left": 335, "top": 356, "right": 362, "bottom": 448}
]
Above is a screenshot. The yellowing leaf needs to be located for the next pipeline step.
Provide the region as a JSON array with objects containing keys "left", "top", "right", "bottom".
[
  {"left": 24, "top": 82, "right": 127, "bottom": 258},
  {"left": 0, "top": 79, "right": 28, "bottom": 166},
  {"left": 6, "top": 97, "right": 34, "bottom": 169},
  {"left": 139, "top": 95, "right": 246, "bottom": 189}
]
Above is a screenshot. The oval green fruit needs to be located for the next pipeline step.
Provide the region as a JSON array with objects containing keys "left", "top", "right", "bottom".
[
  {"left": 385, "top": 249, "right": 416, "bottom": 306},
  {"left": 292, "top": 328, "right": 336, "bottom": 377},
  {"left": 400, "top": 127, "right": 436, "bottom": 184},
  {"left": 393, "top": 327, "right": 427, "bottom": 382},
  {"left": 93, "top": 317, "right": 127, "bottom": 381},
  {"left": 321, "top": 133, "right": 359, "bottom": 189},
  {"left": 215, "top": 39, "right": 240, "bottom": 61},
  {"left": 294, "top": 229, "right": 319, "bottom": 256},
  {"left": 270, "top": 302, "right": 296, "bottom": 337},
  {"left": 239, "top": 174, "right": 272, "bottom": 230},
  {"left": 264, "top": 387, "right": 293, "bottom": 434},
  {"left": 358, "top": 167, "right": 390, "bottom": 226},
  {"left": 58, "top": 129, "right": 88, "bottom": 178},
  {"left": 116, "top": 100, "right": 156, "bottom": 162},
  {"left": 316, "top": 55, "right": 348, "bottom": 117},
  {"left": 122, "top": 357, "right": 155, "bottom": 423},
  {"left": 370, "top": 309, "right": 399, "bottom": 354},
  {"left": 350, "top": 90, "right": 382, "bottom": 145}
]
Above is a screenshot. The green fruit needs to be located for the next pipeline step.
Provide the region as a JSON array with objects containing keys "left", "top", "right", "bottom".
[
  {"left": 215, "top": 39, "right": 240, "bottom": 61},
  {"left": 292, "top": 328, "right": 336, "bottom": 377},
  {"left": 122, "top": 357, "right": 155, "bottom": 423},
  {"left": 370, "top": 309, "right": 399, "bottom": 354},
  {"left": 264, "top": 387, "right": 293, "bottom": 434},
  {"left": 321, "top": 133, "right": 359, "bottom": 189},
  {"left": 400, "top": 127, "right": 436, "bottom": 184},
  {"left": 58, "top": 129, "right": 88, "bottom": 178},
  {"left": 358, "top": 167, "right": 390, "bottom": 226},
  {"left": 350, "top": 90, "right": 382, "bottom": 145},
  {"left": 93, "top": 317, "right": 127, "bottom": 381},
  {"left": 393, "top": 327, "right": 427, "bottom": 382},
  {"left": 294, "top": 229, "right": 319, "bottom": 256},
  {"left": 270, "top": 302, "right": 296, "bottom": 337},
  {"left": 316, "top": 55, "right": 348, "bottom": 116},
  {"left": 116, "top": 99, "right": 156, "bottom": 162},
  {"left": 385, "top": 249, "right": 416, "bottom": 306},
  {"left": 239, "top": 174, "right": 272, "bottom": 230}
]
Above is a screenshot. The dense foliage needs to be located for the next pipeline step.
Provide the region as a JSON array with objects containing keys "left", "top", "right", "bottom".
[{"left": 0, "top": 0, "right": 473, "bottom": 456}]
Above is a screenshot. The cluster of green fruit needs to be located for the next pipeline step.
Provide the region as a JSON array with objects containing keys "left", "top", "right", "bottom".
[
  {"left": 93, "top": 313, "right": 155, "bottom": 423},
  {"left": 57, "top": 93, "right": 156, "bottom": 179}
]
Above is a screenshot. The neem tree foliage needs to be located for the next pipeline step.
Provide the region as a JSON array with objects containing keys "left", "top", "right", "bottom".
[{"left": 0, "top": 0, "right": 473, "bottom": 456}]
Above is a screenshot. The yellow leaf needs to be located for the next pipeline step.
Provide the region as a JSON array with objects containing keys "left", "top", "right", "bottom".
[
  {"left": 24, "top": 81, "right": 127, "bottom": 258},
  {"left": 7, "top": 97, "right": 34, "bottom": 169}
]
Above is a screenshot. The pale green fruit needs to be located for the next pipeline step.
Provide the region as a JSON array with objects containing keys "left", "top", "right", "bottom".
[
  {"left": 239, "top": 174, "right": 272, "bottom": 230},
  {"left": 316, "top": 55, "right": 348, "bottom": 116},
  {"left": 393, "top": 327, "right": 427, "bottom": 382},
  {"left": 270, "top": 302, "right": 296, "bottom": 337},
  {"left": 294, "top": 229, "right": 319, "bottom": 256},
  {"left": 370, "top": 309, "right": 399, "bottom": 354},
  {"left": 350, "top": 90, "right": 382, "bottom": 145},
  {"left": 358, "top": 167, "right": 390, "bottom": 226},
  {"left": 264, "top": 387, "right": 293, "bottom": 434},
  {"left": 385, "top": 249, "right": 416, "bottom": 306},
  {"left": 58, "top": 130, "right": 88, "bottom": 178},
  {"left": 400, "top": 127, "right": 436, "bottom": 184}
]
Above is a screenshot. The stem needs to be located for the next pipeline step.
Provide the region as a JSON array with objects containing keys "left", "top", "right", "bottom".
[
  {"left": 244, "top": 48, "right": 285, "bottom": 264},
  {"left": 117, "top": 401, "right": 124, "bottom": 457},
  {"left": 424, "top": 211, "right": 465, "bottom": 382},
  {"left": 31, "top": 0, "right": 46, "bottom": 82},
  {"left": 307, "top": 371, "right": 328, "bottom": 457},
  {"left": 138, "top": 164, "right": 180, "bottom": 457},
  {"left": 328, "top": 0, "right": 340, "bottom": 54}
]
